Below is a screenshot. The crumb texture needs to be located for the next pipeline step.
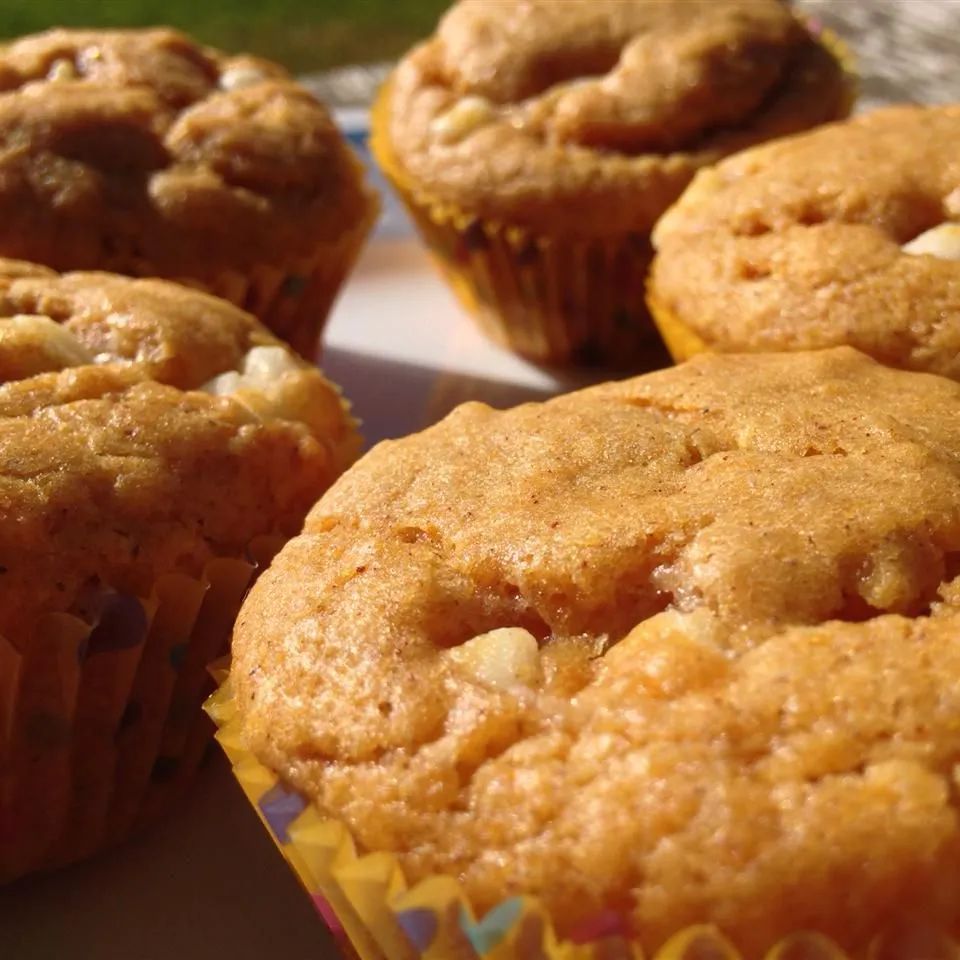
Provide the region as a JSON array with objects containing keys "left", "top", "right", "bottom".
[
  {"left": 0, "top": 259, "right": 358, "bottom": 643},
  {"left": 651, "top": 104, "right": 960, "bottom": 378},
  {"left": 235, "top": 347, "right": 960, "bottom": 955},
  {"left": 0, "top": 29, "right": 373, "bottom": 273},
  {"left": 385, "top": 0, "right": 849, "bottom": 234}
]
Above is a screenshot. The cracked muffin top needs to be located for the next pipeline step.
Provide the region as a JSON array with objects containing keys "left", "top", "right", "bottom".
[
  {"left": 0, "top": 258, "right": 359, "bottom": 645},
  {"left": 651, "top": 105, "right": 960, "bottom": 379},
  {"left": 0, "top": 28, "right": 374, "bottom": 275},
  {"left": 234, "top": 347, "right": 960, "bottom": 956},
  {"left": 381, "top": 0, "right": 851, "bottom": 236}
]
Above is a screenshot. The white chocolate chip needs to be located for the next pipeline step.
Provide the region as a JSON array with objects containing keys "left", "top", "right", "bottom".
[
  {"left": 447, "top": 627, "right": 542, "bottom": 690},
  {"left": 220, "top": 66, "right": 267, "bottom": 91},
  {"left": 944, "top": 187, "right": 960, "bottom": 220},
  {"left": 199, "top": 344, "right": 351, "bottom": 446},
  {"left": 902, "top": 223, "right": 960, "bottom": 260},
  {"left": 47, "top": 58, "right": 77, "bottom": 82},
  {"left": 202, "top": 345, "right": 300, "bottom": 396},
  {"left": 203, "top": 369, "right": 242, "bottom": 395},
  {"left": 0, "top": 314, "right": 93, "bottom": 368},
  {"left": 241, "top": 344, "right": 298, "bottom": 383},
  {"left": 430, "top": 96, "right": 495, "bottom": 144}
]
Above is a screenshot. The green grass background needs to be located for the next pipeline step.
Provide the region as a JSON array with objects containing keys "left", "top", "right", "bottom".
[{"left": 0, "top": 0, "right": 449, "bottom": 72}]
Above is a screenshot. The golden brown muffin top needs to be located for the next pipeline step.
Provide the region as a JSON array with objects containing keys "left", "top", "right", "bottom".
[
  {"left": 0, "top": 28, "right": 374, "bottom": 274},
  {"left": 651, "top": 104, "right": 960, "bottom": 378},
  {"left": 383, "top": 0, "right": 849, "bottom": 236},
  {"left": 0, "top": 258, "right": 359, "bottom": 645},
  {"left": 234, "top": 348, "right": 960, "bottom": 956}
]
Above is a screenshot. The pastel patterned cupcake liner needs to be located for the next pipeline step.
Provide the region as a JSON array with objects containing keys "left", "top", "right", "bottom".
[
  {"left": 0, "top": 536, "right": 283, "bottom": 882},
  {"left": 206, "top": 670, "right": 953, "bottom": 960}
]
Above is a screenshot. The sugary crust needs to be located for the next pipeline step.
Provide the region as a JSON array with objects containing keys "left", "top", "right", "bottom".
[
  {"left": 650, "top": 104, "right": 960, "bottom": 376},
  {"left": 383, "top": 0, "right": 849, "bottom": 236},
  {"left": 0, "top": 29, "right": 375, "bottom": 274},
  {"left": 234, "top": 348, "right": 960, "bottom": 955},
  {"left": 0, "top": 259, "right": 358, "bottom": 643}
]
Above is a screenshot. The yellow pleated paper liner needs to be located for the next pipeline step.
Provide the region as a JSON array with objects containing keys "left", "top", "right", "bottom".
[
  {"left": 206, "top": 673, "right": 948, "bottom": 960},
  {"left": 0, "top": 535, "right": 284, "bottom": 882},
  {"left": 370, "top": 95, "right": 659, "bottom": 370},
  {"left": 644, "top": 292, "right": 711, "bottom": 365}
]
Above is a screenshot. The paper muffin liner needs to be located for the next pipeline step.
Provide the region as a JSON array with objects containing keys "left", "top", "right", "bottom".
[
  {"left": 369, "top": 90, "right": 659, "bottom": 370},
  {"left": 645, "top": 292, "right": 711, "bottom": 364},
  {"left": 369, "top": 26, "right": 854, "bottom": 370},
  {"left": 0, "top": 536, "right": 283, "bottom": 883},
  {"left": 93, "top": 202, "right": 377, "bottom": 363},
  {"left": 206, "top": 669, "right": 954, "bottom": 960},
  {"left": 192, "top": 207, "right": 380, "bottom": 362}
]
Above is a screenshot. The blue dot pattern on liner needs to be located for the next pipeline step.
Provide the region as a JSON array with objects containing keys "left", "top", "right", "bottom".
[
  {"left": 259, "top": 782, "right": 308, "bottom": 844},
  {"left": 169, "top": 643, "right": 188, "bottom": 671},
  {"left": 397, "top": 907, "right": 439, "bottom": 951},
  {"left": 280, "top": 274, "right": 308, "bottom": 297},
  {"left": 151, "top": 755, "right": 180, "bottom": 783},
  {"left": 85, "top": 593, "right": 148, "bottom": 656},
  {"left": 459, "top": 898, "right": 524, "bottom": 955}
]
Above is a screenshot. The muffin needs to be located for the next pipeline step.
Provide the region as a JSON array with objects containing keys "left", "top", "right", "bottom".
[
  {"left": 0, "top": 27, "right": 379, "bottom": 359},
  {"left": 217, "top": 347, "right": 960, "bottom": 958},
  {"left": 650, "top": 104, "right": 960, "bottom": 376},
  {"left": 371, "top": 0, "right": 854, "bottom": 367},
  {"left": 0, "top": 258, "right": 359, "bottom": 883}
]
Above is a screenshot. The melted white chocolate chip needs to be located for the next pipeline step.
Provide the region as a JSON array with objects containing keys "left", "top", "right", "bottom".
[
  {"left": 944, "top": 187, "right": 960, "bottom": 221},
  {"left": 447, "top": 627, "right": 542, "bottom": 690},
  {"left": 200, "top": 344, "right": 343, "bottom": 433},
  {"left": 47, "top": 58, "right": 77, "bottom": 82},
  {"left": 430, "top": 96, "right": 496, "bottom": 144},
  {"left": 902, "top": 223, "right": 960, "bottom": 260},
  {"left": 202, "top": 345, "right": 300, "bottom": 396},
  {"left": 219, "top": 66, "right": 267, "bottom": 92},
  {"left": 0, "top": 314, "right": 94, "bottom": 368}
]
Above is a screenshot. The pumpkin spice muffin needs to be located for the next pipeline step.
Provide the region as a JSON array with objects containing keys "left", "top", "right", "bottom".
[
  {"left": 224, "top": 347, "right": 960, "bottom": 958},
  {"left": 0, "top": 27, "right": 379, "bottom": 358},
  {"left": 371, "top": 0, "right": 853, "bottom": 367},
  {"left": 650, "top": 104, "right": 960, "bottom": 376},
  {"left": 0, "top": 258, "right": 359, "bottom": 883}
]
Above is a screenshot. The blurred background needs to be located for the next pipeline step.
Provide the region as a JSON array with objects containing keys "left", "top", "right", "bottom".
[
  {"left": 3, "top": 0, "right": 960, "bottom": 112},
  {"left": 0, "top": 0, "right": 447, "bottom": 74}
]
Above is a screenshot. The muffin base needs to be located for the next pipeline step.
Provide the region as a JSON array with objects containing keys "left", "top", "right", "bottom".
[
  {"left": 0, "top": 537, "right": 282, "bottom": 883},
  {"left": 207, "top": 670, "right": 955, "bottom": 960},
  {"left": 646, "top": 291, "right": 711, "bottom": 363},
  {"left": 193, "top": 210, "right": 380, "bottom": 362},
  {"left": 371, "top": 86, "right": 666, "bottom": 370}
]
